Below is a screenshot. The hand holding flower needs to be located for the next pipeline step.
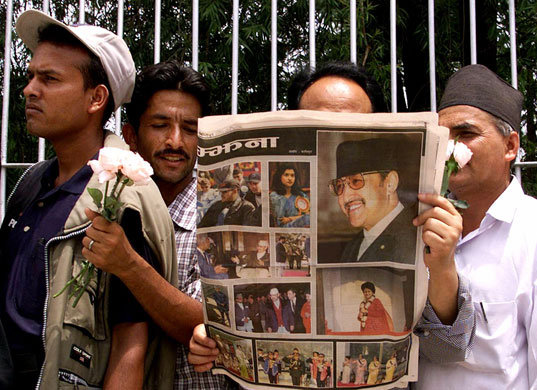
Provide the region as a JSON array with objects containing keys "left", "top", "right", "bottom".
[
  {"left": 81, "top": 208, "right": 139, "bottom": 277},
  {"left": 54, "top": 147, "right": 153, "bottom": 307}
]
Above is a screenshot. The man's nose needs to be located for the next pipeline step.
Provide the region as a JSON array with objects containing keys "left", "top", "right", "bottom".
[
  {"left": 23, "top": 78, "right": 39, "bottom": 99},
  {"left": 341, "top": 182, "right": 353, "bottom": 201},
  {"left": 166, "top": 124, "right": 185, "bottom": 148}
]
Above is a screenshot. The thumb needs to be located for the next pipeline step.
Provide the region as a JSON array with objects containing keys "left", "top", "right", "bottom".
[{"left": 85, "top": 207, "right": 101, "bottom": 221}]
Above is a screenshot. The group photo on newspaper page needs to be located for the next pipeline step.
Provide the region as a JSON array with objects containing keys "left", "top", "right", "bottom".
[{"left": 196, "top": 110, "right": 448, "bottom": 389}]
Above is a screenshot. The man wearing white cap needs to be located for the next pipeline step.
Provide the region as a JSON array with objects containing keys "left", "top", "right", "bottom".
[{"left": 0, "top": 10, "right": 176, "bottom": 390}]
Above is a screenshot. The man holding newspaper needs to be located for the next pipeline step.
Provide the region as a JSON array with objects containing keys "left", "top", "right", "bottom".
[{"left": 190, "top": 61, "right": 536, "bottom": 389}]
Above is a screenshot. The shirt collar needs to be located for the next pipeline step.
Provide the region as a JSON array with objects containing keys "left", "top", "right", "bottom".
[
  {"left": 486, "top": 176, "right": 522, "bottom": 224},
  {"left": 459, "top": 176, "right": 522, "bottom": 245},
  {"left": 40, "top": 154, "right": 95, "bottom": 197},
  {"left": 168, "top": 177, "right": 197, "bottom": 231},
  {"left": 364, "top": 202, "right": 404, "bottom": 241}
]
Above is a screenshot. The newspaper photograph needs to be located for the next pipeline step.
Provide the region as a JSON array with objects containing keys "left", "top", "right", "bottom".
[{"left": 197, "top": 110, "right": 448, "bottom": 389}]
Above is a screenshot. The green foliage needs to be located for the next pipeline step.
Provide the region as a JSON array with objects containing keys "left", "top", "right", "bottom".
[
  {"left": 87, "top": 187, "right": 104, "bottom": 209},
  {"left": 2, "top": 0, "right": 536, "bottom": 196}
]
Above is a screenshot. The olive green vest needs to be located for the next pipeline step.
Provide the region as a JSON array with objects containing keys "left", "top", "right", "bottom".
[{"left": 36, "top": 133, "right": 177, "bottom": 389}]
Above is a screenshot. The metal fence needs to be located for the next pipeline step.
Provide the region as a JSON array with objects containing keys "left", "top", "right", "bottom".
[{"left": 1, "top": 0, "right": 536, "bottom": 221}]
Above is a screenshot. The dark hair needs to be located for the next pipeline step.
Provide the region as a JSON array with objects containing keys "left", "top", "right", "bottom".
[
  {"left": 126, "top": 60, "right": 210, "bottom": 132},
  {"left": 37, "top": 24, "right": 115, "bottom": 125},
  {"left": 271, "top": 163, "right": 303, "bottom": 196},
  {"left": 361, "top": 281, "right": 376, "bottom": 293},
  {"left": 288, "top": 61, "right": 387, "bottom": 112}
]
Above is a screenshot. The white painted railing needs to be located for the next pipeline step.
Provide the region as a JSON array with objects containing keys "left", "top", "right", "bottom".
[{"left": 0, "top": 0, "right": 532, "bottom": 220}]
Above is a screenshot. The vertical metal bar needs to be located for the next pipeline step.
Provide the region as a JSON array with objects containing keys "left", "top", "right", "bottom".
[
  {"left": 231, "top": 0, "right": 239, "bottom": 114},
  {"left": 37, "top": 137, "right": 45, "bottom": 163},
  {"left": 350, "top": 0, "right": 357, "bottom": 64},
  {"left": 79, "top": 0, "right": 86, "bottom": 24},
  {"left": 1, "top": 0, "right": 13, "bottom": 221},
  {"left": 508, "top": 0, "right": 521, "bottom": 181},
  {"left": 38, "top": 1, "right": 50, "bottom": 160},
  {"left": 390, "top": 0, "right": 397, "bottom": 112},
  {"left": 43, "top": 0, "right": 50, "bottom": 15},
  {"left": 115, "top": 0, "right": 125, "bottom": 135},
  {"left": 428, "top": 0, "right": 437, "bottom": 112},
  {"left": 469, "top": 0, "right": 476, "bottom": 64},
  {"left": 271, "top": 0, "right": 277, "bottom": 111},
  {"left": 309, "top": 0, "right": 316, "bottom": 70},
  {"left": 154, "top": 0, "right": 161, "bottom": 64},
  {"left": 192, "top": 0, "right": 199, "bottom": 71},
  {"left": 509, "top": 0, "right": 518, "bottom": 89}
]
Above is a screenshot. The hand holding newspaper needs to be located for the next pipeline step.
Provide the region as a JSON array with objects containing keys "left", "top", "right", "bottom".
[{"left": 196, "top": 110, "right": 448, "bottom": 389}]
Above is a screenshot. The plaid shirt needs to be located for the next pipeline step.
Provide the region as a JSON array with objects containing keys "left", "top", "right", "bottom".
[{"left": 169, "top": 178, "right": 237, "bottom": 390}]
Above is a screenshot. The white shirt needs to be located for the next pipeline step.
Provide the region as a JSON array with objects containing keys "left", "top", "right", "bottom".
[
  {"left": 358, "top": 202, "right": 404, "bottom": 258},
  {"left": 418, "top": 178, "right": 537, "bottom": 389}
]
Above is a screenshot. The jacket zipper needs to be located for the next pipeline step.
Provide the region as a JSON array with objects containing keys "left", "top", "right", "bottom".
[
  {"left": 5, "top": 162, "right": 41, "bottom": 206},
  {"left": 35, "top": 224, "right": 91, "bottom": 390}
]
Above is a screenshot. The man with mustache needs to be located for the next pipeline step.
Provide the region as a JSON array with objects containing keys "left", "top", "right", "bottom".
[
  {"left": 82, "top": 61, "right": 236, "bottom": 389},
  {"left": 330, "top": 138, "right": 417, "bottom": 263}
]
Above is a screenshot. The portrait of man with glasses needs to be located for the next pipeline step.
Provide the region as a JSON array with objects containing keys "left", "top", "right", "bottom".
[{"left": 318, "top": 134, "right": 421, "bottom": 264}]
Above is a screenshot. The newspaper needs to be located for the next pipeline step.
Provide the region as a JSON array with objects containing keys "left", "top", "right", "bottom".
[{"left": 197, "top": 110, "right": 449, "bottom": 389}]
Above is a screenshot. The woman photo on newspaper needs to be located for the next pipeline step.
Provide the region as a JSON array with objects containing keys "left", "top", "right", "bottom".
[
  {"left": 358, "top": 281, "right": 394, "bottom": 334},
  {"left": 269, "top": 162, "right": 310, "bottom": 228}
]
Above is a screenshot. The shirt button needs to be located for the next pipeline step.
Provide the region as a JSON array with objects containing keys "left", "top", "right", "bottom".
[
  {"left": 37, "top": 201, "right": 44, "bottom": 207},
  {"left": 23, "top": 226, "right": 31, "bottom": 232},
  {"left": 423, "top": 330, "right": 430, "bottom": 337}
]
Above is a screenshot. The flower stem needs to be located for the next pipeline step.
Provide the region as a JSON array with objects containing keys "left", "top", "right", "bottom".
[
  {"left": 116, "top": 181, "right": 127, "bottom": 200},
  {"left": 110, "top": 172, "right": 123, "bottom": 198},
  {"left": 72, "top": 263, "right": 94, "bottom": 308},
  {"left": 53, "top": 266, "right": 85, "bottom": 298},
  {"left": 441, "top": 165, "right": 452, "bottom": 197},
  {"left": 103, "top": 181, "right": 109, "bottom": 211}
]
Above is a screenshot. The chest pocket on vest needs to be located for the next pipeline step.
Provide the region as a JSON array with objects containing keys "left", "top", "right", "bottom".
[{"left": 63, "top": 253, "right": 107, "bottom": 341}]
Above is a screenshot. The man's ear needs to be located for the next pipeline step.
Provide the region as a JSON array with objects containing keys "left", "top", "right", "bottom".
[
  {"left": 385, "top": 170, "right": 399, "bottom": 194},
  {"left": 87, "top": 84, "right": 110, "bottom": 114},
  {"left": 504, "top": 131, "right": 519, "bottom": 163},
  {"left": 122, "top": 123, "right": 138, "bottom": 152}
]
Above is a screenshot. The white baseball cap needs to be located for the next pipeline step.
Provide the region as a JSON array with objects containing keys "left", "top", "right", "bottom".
[{"left": 16, "top": 9, "right": 135, "bottom": 110}]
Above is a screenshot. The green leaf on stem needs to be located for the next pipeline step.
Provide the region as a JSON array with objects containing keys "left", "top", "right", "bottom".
[
  {"left": 87, "top": 188, "right": 103, "bottom": 209},
  {"left": 441, "top": 159, "right": 459, "bottom": 197},
  {"left": 448, "top": 198, "right": 469, "bottom": 210},
  {"left": 103, "top": 196, "right": 123, "bottom": 222},
  {"left": 72, "top": 262, "right": 94, "bottom": 308},
  {"left": 446, "top": 159, "right": 459, "bottom": 172}
]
